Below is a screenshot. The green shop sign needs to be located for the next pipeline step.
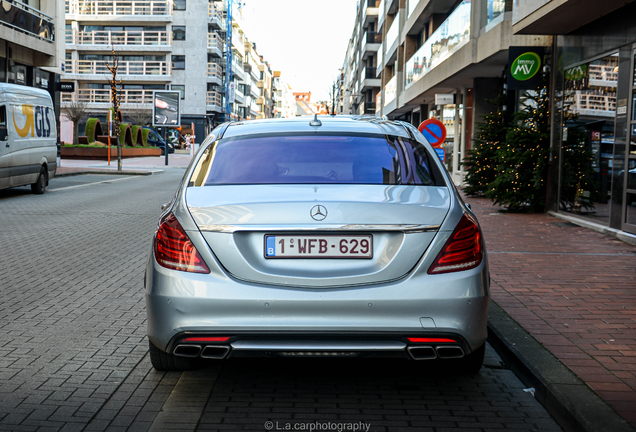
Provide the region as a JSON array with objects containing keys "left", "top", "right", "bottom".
[
  {"left": 507, "top": 46, "right": 545, "bottom": 90},
  {"left": 511, "top": 52, "right": 541, "bottom": 81}
]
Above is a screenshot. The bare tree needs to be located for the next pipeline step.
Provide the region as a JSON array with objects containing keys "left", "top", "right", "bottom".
[
  {"left": 125, "top": 104, "right": 153, "bottom": 127},
  {"left": 62, "top": 99, "right": 88, "bottom": 145},
  {"left": 105, "top": 48, "right": 123, "bottom": 171}
]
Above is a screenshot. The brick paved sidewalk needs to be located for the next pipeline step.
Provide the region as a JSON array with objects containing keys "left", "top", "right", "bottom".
[{"left": 463, "top": 194, "right": 636, "bottom": 428}]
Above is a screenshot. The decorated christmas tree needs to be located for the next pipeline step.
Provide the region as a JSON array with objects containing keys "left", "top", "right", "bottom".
[
  {"left": 463, "top": 93, "right": 506, "bottom": 196},
  {"left": 486, "top": 82, "right": 551, "bottom": 212}
]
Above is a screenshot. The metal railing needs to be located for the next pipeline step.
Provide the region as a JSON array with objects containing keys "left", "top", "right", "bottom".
[
  {"left": 364, "top": 67, "right": 377, "bottom": 79},
  {"left": 66, "top": 0, "right": 171, "bottom": 15},
  {"left": 207, "top": 33, "right": 224, "bottom": 52},
  {"left": 365, "top": 31, "right": 381, "bottom": 44},
  {"left": 67, "top": 30, "right": 171, "bottom": 46},
  {"left": 207, "top": 91, "right": 223, "bottom": 107},
  {"left": 62, "top": 88, "right": 155, "bottom": 104},
  {"left": 65, "top": 59, "right": 171, "bottom": 76},
  {"left": 207, "top": 63, "right": 222, "bottom": 80},
  {"left": 1, "top": 0, "right": 54, "bottom": 41}
]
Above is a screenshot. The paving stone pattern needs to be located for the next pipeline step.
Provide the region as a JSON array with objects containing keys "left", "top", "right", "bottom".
[
  {"left": 0, "top": 173, "right": 564, "bottom": 432},
  {"left": 463, "top": 194, "right": 636, "bottom": 427},
  {"left": 0, "top": 171, "right": 184, "bottom": 431}
]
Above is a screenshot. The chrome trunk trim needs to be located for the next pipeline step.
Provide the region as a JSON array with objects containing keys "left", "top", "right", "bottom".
[{"left": 198, "top": 224, "right": 440, "bottom": 233}]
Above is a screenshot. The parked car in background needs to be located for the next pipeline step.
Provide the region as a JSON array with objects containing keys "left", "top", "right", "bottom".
[
  {"left": 143, "top": 127, "right": 174, "bottom": 155},
  {"left": 145, "top": 116, "right": 489, "bottom": 373}
]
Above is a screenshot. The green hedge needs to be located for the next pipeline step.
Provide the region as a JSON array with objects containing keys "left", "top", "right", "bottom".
[
  {"left": 141, "top": 128, "right": 150, "bottom": 147},
  {"left": 84, "top": 118, "right": 103, "bottom": 143}
]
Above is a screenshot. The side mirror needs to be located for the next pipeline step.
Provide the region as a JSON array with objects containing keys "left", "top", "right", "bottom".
[{"left": 0, "top": 125, "right": 7, "bottom": 141}]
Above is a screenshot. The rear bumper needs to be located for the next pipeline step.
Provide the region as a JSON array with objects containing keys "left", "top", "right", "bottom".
[{"left": 145, "top": 253, "right": 490, "bottom": 356}]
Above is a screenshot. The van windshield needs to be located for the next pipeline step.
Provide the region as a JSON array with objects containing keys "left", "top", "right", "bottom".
[{"left": 190, "top": 134, "right": 445, "bottom": 187}]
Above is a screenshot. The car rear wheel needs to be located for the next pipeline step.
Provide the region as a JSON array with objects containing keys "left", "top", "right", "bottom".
[
  {"left": 149, "top": 340, "right": 196, "bottom": 371},
  {"left": 31, "top": 166, "right": 47, "bottom": 194}
]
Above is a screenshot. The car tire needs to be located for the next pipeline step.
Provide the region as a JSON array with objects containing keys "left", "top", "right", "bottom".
[
  {"left": 31, "top": 166, "right": 47, "bottom": 194},
  {"left": 149, "top": 340, "right": 196, "bottom": 371},
  {"left": 453, "top": 343, "right": 485, "bottom": 374}
]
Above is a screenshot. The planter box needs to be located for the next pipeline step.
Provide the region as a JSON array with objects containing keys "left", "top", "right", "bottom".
[{"left": 61, "top": 146, "right": 162, "bottom": 160}]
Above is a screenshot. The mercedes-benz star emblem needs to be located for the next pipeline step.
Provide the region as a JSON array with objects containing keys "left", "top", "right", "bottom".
[{"left": 310, "top": 205, "right": 328, "bottom": 221}]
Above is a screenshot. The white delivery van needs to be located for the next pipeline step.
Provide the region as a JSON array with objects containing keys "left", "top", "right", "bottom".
[{"left": 0, "top": 83, "right": 57, "bottom": 194}]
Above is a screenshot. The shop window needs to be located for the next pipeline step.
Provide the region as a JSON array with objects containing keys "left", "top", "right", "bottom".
[{"left": 560, "top": 54, "right": 618, "bottom": 223}]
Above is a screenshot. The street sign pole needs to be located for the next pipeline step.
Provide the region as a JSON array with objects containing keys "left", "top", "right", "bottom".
[
  {"left": 164, "top": 127, "right": 168, "bottom": 166},
  {"left": 107, "top": 109, "right": 111, "bottom": 166}
]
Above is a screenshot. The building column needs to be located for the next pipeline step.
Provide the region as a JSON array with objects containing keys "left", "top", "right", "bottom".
[
  {"left": 459, "top": 86, "right": 470, "bottom": 183},
  {"left": 452, "top": 91, "right": 461, "bottom": 185}
]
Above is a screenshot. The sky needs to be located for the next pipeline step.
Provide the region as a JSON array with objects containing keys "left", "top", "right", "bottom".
[{"left": 241, "top": 0, "right": 359, "bottom": 102}]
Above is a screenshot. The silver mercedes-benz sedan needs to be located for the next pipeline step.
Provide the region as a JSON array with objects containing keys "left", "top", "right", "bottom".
[{"left": 145, "top": 115, "right": 489, "bottom": 372}]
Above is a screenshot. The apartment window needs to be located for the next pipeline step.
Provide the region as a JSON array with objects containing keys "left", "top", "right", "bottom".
[
  {"left": 172, "top": 26, "right": 186, "bottom": 41},
  {"left": 172, "top": 85, "right": 185, "bottom": 99},
  {"left": 174, "top": 0, "right": 186, "bottom": 10},
  {"left": 260, "top": 71, "right": 264, "bottom": 79},
  {"left": 172, "top": 55, "right": 185, "bottom": 69}
]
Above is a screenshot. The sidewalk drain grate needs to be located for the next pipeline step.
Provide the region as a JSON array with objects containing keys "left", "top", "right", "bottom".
[{"left": 551, "top": 222, "right": 579, "bottom": 228}]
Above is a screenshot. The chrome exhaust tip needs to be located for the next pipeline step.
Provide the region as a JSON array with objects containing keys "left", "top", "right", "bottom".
[
  {"left": 435, "top": 345, "right": 465, "bottom": 359},
  {"left": 407, "top": 346, "right": 437, "bottom": 360},
  {"left": 200, "top": 345, "right": 230, "bottom": 359},
  {"left": 173, "top": 344, "right": 202, "bottom": 358}
]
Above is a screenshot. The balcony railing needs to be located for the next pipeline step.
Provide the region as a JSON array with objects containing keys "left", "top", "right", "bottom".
[
  {"left": 61, "top": 88, "right": 154, "bottom": 104},
  {"left": 207, "top": 33, "right": 224, "bottom": 52},
  {"left": 66, "top": 0, "right": 171, "bottom": 16},
  {"left": 364, "top": 67, "right": 377, "bottom": 79},
  {"left": 405, "top": 0, "right": 471, "bottom": 88},
  {"left": 207, "top": 63, "right": 222, "bottom": 80},
  {"left": 65, "top": 59, "right": 171, "bottom": 76},
  {"left": 208, "top": 2, "right": 225, "bottom": 22},
  {"left": 365, "top": 31, "right": 381, "bottom": 44},
  {"left": 67, "top": 30, "right": 171, "bottom": 46},
  {"left": 207, "top": 91, "right": 223, "bottom": 107},
  {"left": 384, "top": 75, "right": 396, "bottom": 106}
]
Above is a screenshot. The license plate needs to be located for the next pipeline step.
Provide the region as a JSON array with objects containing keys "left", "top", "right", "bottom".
[{"left": 264, "top": 235, "right": 373, "bottom": 259}]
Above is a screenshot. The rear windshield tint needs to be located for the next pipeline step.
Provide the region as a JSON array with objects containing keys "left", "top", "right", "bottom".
[{"left": 190, "top": 134, "right": 444, "bottom": 186}]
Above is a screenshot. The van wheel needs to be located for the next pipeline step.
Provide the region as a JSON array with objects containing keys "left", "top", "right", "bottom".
[
  {"left": 31, "top": 166, "right": 47, "bottom": 194},
  {"left": 149, "top": 340, "right": 196, "bottom": 371}
]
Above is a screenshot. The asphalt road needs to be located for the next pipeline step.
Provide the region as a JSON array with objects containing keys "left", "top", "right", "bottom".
[{"left": 0, "top": 172, "right": 563, "bottom": 432}]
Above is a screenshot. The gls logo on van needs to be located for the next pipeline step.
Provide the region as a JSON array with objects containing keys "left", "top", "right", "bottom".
[{"left": 12, "top": 104, "right": 53, "bottom": 138}]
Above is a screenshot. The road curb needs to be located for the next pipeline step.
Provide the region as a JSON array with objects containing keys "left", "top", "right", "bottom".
[
  {"left": 487, "top": 300, "right": 635, "bottom": 432},
  {"left": 55, "top": 169, "right": 162, "bottom": 178}
]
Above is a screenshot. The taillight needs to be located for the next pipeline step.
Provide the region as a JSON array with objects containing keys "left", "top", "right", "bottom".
[
  {"left": 154, "top": 213, "right": 210, "bottom": 273},
  {"left": 428, "top": 213, "right": 483, "bottom": 274}
]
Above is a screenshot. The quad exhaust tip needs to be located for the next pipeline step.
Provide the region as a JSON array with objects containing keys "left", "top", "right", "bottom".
[
  {"left": 174, "top": 344, "right": 202, "bottom": 358},
  {"left": 435, "top": 345, "right": 465, "bottom": 359},
  {"left": 407, "top": 346, "right": 437, "bottom": 360},
  {"left": 201, "top": 345, "right": 230, "bottom": 359},
  {"left": 407, "top": 345, "right": 465, "bottom": 360}
]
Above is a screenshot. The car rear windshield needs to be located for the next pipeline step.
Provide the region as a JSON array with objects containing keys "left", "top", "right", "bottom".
[{"left": 190, "top": 134, "right": 445, "bottom": 186}]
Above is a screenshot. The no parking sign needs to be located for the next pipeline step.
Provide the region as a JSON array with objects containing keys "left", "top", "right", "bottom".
[
  {"left": 418, "top": 119, "right": 447, "bottom": 162},
  {"left": 418, "top": 119, "right": 446, "bottom": 147}
]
